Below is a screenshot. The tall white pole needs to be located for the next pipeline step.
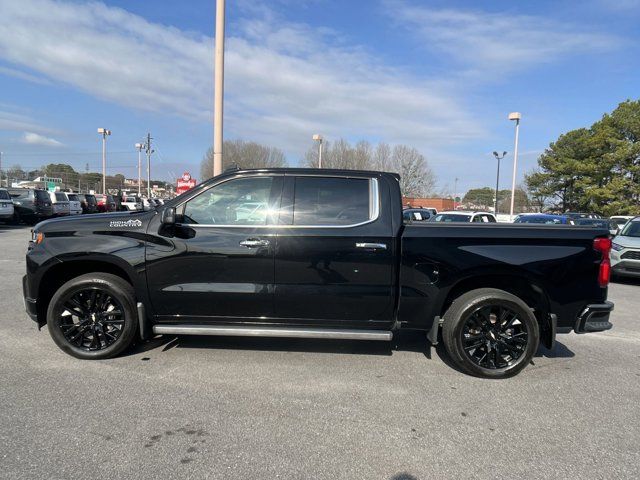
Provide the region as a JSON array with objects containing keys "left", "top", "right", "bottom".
[
  {"left": 137, "top": 147, "right": 142, "bottom": 196},
  {"left": 213, "top": 0, "right": 225, "bottom": 177},
  {"left": 509, "top": 118, "right": 520, "bottom": 220},
  {"left": 318, "top": 140, "right": 323, "bottom": 168},
  {"left": 101, "top": 133, "right": 106, "bottom": 194}
]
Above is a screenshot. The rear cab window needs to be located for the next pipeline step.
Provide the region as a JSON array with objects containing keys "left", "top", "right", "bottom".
[{"left": 292, "top": 177, "right": 373, "bottom": 226}]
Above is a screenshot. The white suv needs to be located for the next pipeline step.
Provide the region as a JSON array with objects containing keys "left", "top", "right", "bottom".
[
  {"left": 48, "top": 191, "right": 70, "bottom": 217},
  {"left": 65, "top": 193, "right": 83, "bottom": 215},
  {"left": 611, "top": 217, "right": 640, "bottom": 279},
  {"left": 121, "top": 195, "right": 142, "bottom": 211},
  {"left": 0, "top": 188, "right": 15, "bottom": 223},
  {"left": 430, "top": 211, "right": 497, "bottom": 223}
]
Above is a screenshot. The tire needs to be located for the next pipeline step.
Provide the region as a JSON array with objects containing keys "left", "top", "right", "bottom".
[
  {"left": 442, "top": 288, "right": 539, "bottom": 379},
  {"left": 47, "top": 273, "right": 138, "bottom": 359}
]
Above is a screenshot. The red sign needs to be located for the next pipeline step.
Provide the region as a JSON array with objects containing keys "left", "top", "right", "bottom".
[{"left": 176, "top": 172, "right": 196, "bottom": 195}]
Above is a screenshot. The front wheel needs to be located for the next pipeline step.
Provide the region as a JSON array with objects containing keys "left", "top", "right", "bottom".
[
  {"left": 47, "top": 273, "right": 138, "bottom": 359},
  {"left": 442, "top": 288, "right": 539, "bottom": 378}
]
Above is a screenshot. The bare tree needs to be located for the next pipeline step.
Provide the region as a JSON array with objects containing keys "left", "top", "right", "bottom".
[
  {"left": 390, "top": 145, "right": 436, "bottom": 197},
  {"left": 302, "top": 137, "right": 436, "bottom": 197},
  {"left": 201, "top": 140, "right": 287, "bottom": 180},
  {"left": 372, "top": 142, "right": 392, "bottom": 171}
]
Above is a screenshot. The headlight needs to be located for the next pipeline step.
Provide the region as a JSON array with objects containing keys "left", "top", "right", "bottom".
[
  {"left": 30, "top": 230, "right": 44, "bottom": 245},
  {"left": 611, "top": 242, "right": 624, "bottom": 251}
]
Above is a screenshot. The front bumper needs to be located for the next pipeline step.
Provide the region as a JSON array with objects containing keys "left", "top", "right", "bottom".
[
  {"left": 575, "top": 302, "right": 614, "bottom": 333},
  {"left": 22, "top": 274, "right": 38, "bottom": 323}
]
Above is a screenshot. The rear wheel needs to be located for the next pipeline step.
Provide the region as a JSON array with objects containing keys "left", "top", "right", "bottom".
[
  {"left": 442, "top": 288, "right": 539, "bottom": 378},
  {"left": 47, "top": 273, "right": 138, "bottom": 359}
]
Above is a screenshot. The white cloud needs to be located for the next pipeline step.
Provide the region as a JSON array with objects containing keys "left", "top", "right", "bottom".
[
  {"left": 0, "top": 0, "right": 484, "bottom": 156},
  {"left": 21, "top": 132, "right": 64, "bottom": 147},
  {"left": 387, "top": 1, "right": 618, "bottom": 74}
]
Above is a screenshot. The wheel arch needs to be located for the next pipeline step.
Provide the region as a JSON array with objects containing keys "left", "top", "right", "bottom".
[
  {"left": 36, "top": 256, "right": 137, "bottom": 327},
  {"left": 438, "top": 271, "right": 554, "bottom": 349}
]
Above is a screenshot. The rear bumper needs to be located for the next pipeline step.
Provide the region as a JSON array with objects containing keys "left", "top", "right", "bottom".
[
  {"left": 22, "top": 274, "right": 39, "bottom": 323},
  {"left": 574, "top": 302, "right": 614, "bottom": 333},
  {"left": 612, "top": 262, "right": 640, "bottom": 278}
]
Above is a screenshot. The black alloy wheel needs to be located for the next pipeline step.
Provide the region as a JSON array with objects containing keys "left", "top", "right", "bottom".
[
  {"left": 442, "top": 288, "right": 540, "bottom": 378},
  {"left": 56, "top": 288, "right": 125, "bottom": 351},
  {"left": 47, "top": 273, "right": 138, "bottom": 359},
  {"left": 461, "top": 304, "right": 528, "bottom": 369}
]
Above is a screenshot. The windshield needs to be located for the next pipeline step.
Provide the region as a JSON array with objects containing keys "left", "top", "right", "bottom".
[
  {"left": 576, "top": 219, "right": 609, "bottom": 228},
  {"left": 0, "top": 190, "right": 10, "bottom": 200},
  {"left": 54, "top": 192, "right": 68, "bottom": 201},
  {"left": 125, "top": 197, "right": 137, "bottom": 202},
  {"left": 67, "top": 194, "right": 78, "bottom": 201},
  {"left": 620, "top": 221, "right": 640, "bottom": 237},
  {"left": 432, "top": 213, "right": 472, "bottom": 222}
]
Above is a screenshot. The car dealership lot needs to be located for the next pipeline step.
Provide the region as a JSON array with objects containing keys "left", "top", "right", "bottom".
[{"left": 0, "top": 225, "right": 638, "bottom": 479}]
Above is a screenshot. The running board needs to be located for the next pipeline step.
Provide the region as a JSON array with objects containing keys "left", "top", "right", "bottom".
[{"left": 152, "top": 324, "right": 393, "bottom": 341}]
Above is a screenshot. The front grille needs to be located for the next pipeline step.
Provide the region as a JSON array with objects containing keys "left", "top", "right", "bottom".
[{"left": 621, "top": 250, "right": 640, "bottom": 260}]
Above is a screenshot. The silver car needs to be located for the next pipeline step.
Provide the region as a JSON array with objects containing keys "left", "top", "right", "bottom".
[{"left": 611, "top": 217, "right": 640, "bottom": 278}]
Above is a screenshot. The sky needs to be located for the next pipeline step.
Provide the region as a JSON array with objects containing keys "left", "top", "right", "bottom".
[{"left": 0, "top": 0, "right": 639, "bottom": 195}]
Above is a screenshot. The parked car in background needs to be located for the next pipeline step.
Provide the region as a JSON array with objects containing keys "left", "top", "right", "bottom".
[
  {"left": 430, "top": 211, "right": 497, "bottom": 223},
  {"left": 403, "top": 208, "right": 432, "bottom": 223},
  {"left": 121, "top": 195, "right": 142, "bottom": 211},
  {"left": 77, "top": 194, "right": 98, "bottom": 214},
  {"left": 65, "top": 193, "right": 83, "bottom": 215},
  {"left": 0, "top": 188, "right": 15, "bottom": 223},
  {"left": 564, "top": 212, "right": 600, "bottom": 220},
  {"left": 611, "top": 217, "right": 640, "bottom": 278},
  {"left": 48, "top": 191, "right": 70, "bottom": 217},
  {"left": 610, "top": 215, "right": 634, "bottom": 232},
  {"left": 8, "top": 188, "right": 52, "bottom": 224},
  {"left": 141, "top": 197, "right": 155, "bottom": 211},
  {"left": 95, "top": 194, "right": 117, "bottom": 213},
  {"left": 575, "top": 218, "right": 617, "bottom": 236},
  {"left": 514, "top": 214, "right": 573, "bottom": 225}
]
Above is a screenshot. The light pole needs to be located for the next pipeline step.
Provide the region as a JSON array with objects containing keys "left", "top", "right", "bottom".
[
  {"left": 97, "top": 128, "right": 111, "bottom": 194},
  {"left": 312, "top": 134, "right": 323, "bottom": 168},
  {"left": 135, "top": 143, "right": 144, "bottom": 196},
  {"left": 508, "top": 112, "right": 521, "bottom": 220},
  {"left": 213, "top": 0, "right": 225, "bottom": 178},
  {"left": 492, "top": 151, "right": 507, "bottom": 214},
  {"left": 453, "top": 177, "right": 459, "bottom": 209}
]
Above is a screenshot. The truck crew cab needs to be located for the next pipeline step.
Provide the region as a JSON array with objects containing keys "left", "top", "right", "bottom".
[{"left": 23, "top": 169, "right": 614, "bottom": 378}]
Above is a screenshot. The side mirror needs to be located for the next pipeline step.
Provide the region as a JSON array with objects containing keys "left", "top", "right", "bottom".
[{"left": 161, "top": 207, "right": 176, "bottom": 225}]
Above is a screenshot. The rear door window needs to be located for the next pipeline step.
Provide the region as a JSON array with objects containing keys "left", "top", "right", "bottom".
[
  {"left": 292, "top": 177, "right": 371, "bottom": 226},
  {"left": 35, "top": 190, "right": 49, "bottom": 201},
  {"left": 0, "top": 190, "right": 10, "bottom": 200}
]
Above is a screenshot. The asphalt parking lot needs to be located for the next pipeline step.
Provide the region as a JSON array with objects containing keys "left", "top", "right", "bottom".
[{"left": 0, "top": 224, "right": 638, "bottom": 479}]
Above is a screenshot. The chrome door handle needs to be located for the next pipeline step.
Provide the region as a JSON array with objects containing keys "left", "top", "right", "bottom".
[
  {"left": 355, "top": 242, "right": 387, "bottom": 250},
  {"left": 240, "top": 238, "right": 270, "bottom": 248}
]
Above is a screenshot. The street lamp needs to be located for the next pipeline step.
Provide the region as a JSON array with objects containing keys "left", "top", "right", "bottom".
[
  {"left": 135, "top": 143, "right": 144, "bottom": 196},
  {"left": 508, "top": 112, "right": 521, "bottom": 220},
  {"left": 97, "top": 128, "right": 111, "bottom": 194},
  {"left": 492, "top": 151, "right": 507, "bottom": 214},
  {"left": 312, "top": 134, "right": 323, "bottom": 168}
]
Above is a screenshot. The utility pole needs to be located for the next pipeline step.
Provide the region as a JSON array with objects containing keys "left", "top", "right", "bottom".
[
  {"left": 0, "top": 151, "right": 3, "bottom": 188},
  {"left": 213, "top": 0, "right": 226, "bottom": 177},
  {"left": 453, "top": 177, "right": 459, "bottom": 209},
  {"left": 135, "top": 142, "right": 144, "bottom": 196},
  {"left": 144, "top": 133, "right": 153, "bottom": 198}
]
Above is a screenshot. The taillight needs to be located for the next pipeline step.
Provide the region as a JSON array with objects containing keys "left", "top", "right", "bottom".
[{"left": 593, "top": 237, "right": 612, "bottom": 288}]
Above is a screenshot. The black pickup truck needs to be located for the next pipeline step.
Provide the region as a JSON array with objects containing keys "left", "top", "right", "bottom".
[{"left": 23, "top": 168, "right": 614, "bottom": 378}]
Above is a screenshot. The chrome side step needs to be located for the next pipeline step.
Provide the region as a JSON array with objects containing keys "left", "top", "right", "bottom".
[{"left": 152, "top": 324, "right": 393, "bottom": 341}]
